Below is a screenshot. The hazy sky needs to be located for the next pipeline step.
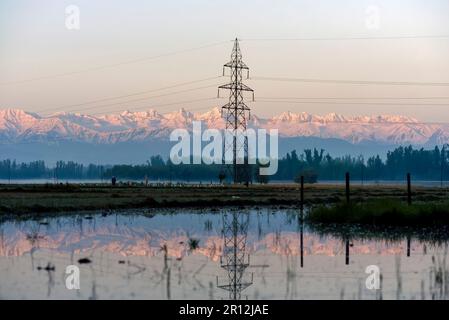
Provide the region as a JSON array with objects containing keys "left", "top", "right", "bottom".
[{"left": 1, "top": 0, "right": 449, "bottom": 120}]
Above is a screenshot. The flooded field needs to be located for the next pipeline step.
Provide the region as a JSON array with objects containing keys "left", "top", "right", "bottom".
[{"left": 0, "top": 208, "right": 448, "bottom": 300}]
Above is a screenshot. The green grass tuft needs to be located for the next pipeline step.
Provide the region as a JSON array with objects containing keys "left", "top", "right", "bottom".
[{"left": 308, "top": 200, "right": 449, "bottom": 226}]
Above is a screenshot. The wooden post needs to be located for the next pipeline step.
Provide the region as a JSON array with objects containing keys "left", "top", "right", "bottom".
[
  {"left": 300, "top": 176, "right": 304, "bottom": 210},
  {"left": 345, "top": 172, "right": 350, "bottom": 204},
  {"left": 407, "top": 173, "right": 411, "bottom": 205}
]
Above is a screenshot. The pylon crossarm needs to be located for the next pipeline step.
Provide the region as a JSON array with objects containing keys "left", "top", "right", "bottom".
[
  {"left": 218, "top": 83, "right": 254, "bottom": 92},
  {"left": 224, "top": 62, "right": 249, "bottom": 70}
]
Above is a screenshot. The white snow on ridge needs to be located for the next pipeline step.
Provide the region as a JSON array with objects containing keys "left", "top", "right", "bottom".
[{"left": 0, "top": 107, "right": 448, "bottom": 145}]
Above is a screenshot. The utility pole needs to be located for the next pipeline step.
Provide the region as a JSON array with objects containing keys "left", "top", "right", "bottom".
[
  {"left": 217, "top": 211, "right": 253, "bottom": 300},
  {"left": 219, "top": 38, "right": 254, "bottom": 184}
]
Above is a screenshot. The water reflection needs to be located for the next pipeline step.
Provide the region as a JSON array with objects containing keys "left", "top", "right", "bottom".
[
  {"left": 300, "top": 210, "right": 304, "bottom": 268},
  {"left": 0, "top": 208, "right": 448, "bottom": 300},
  {"left": 217, "top": 211, "right": 253, "bottom": 300}
]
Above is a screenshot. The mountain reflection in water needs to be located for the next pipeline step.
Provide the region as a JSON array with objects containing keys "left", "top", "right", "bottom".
[{"left": 0, "top": 208, "right": 448, "bottom": 300}]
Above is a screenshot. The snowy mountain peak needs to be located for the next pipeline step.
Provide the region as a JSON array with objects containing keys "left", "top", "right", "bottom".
[
  {"left": 0, "top": 108, "right": 41, "bottom": 133},
  {"left": 273, "top": 111, "right": 310, "bottom": 122},
  {"left": 164, "top": 108, "right": 194, "bottom": 122},
  {"left": 0, "top": 107, "right": 447, "bottom": 146},
  {"left": 198, "top": 106, "right": 221, "bottom": 118},
  {"left": 0, "top": 108, "right": 40, "bottom": 120},
  {"left": 120, "top": 110, "right": 133, "bottom": 117},
  {"left": 321, "top": 113, "right": 346, "bottom": 123},
  {"left": 175, "top": 108, "right": 192, "bottom": 118}
]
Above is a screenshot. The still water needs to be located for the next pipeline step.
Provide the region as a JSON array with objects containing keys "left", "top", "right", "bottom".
[{"left": 0, "top": 208, "right": 448, "bottom": 300}]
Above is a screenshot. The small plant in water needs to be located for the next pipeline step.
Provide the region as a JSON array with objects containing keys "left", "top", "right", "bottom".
[{"left": 188, "top": 238, "right": 200, "bottom": 251}]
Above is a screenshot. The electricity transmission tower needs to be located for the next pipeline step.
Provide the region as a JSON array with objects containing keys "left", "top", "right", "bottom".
[
  {"left": 217, "top": 211, "right": 253, "bottom": 300},
  {"left": 218, "top": 38, "right": 254, "bottom": 184}
]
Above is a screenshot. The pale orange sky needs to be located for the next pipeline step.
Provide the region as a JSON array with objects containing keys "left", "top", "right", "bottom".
[{"left": 1, "top": 0, "right": 449, "bottom": 121}]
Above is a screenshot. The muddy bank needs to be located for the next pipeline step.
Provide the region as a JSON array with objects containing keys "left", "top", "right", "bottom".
[{"left": 0, "top": 183, "right": 447, "bottom": 216}]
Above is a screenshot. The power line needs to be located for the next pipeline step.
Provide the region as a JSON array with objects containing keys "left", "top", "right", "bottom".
[
  {"left": 40, "top": 84, "right": 220, "bottom": 115},
  {"left": 255, "top": 99, "right": 449, "bottom": 107},
  {"left": 257, "top": 96, "right": 449, "bottom": 101},
  {"left": 38, "top": 76, "right": 222, "bottom": 114},
  {"left": 0, "top": 41, "right": 231, "bottom": 86},
  {"left": 251, "top": 76, "right": 449, "bottom": 87},
  {"left": 8, "top": 104, "right": 449, "bottom": 127},
  {"left": 3, "top": 35, "right": 448, "bottom": 87},
  {"left": 90, "top": 97, "right": 217, "bottom": 116},
  {"left": 241, "top": 35, "right": 449, "bottom": 42}
]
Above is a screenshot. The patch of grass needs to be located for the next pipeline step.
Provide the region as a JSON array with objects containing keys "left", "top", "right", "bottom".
[
  {"left": 308, "top": 222, "right": 449, "bottom": 244},
  {"left": 308, "top": 200, "right": 449, "bottom": 226}
]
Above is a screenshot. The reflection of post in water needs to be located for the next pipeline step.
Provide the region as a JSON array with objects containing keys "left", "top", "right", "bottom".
[
  {"left": 217, "top": 211, "right": 253, "bottom": 300},
  {"left": 299, "top": 209, "right": 304, "bottom": 268},
  {"left": 345, "top": 240, "right": 349, "bottom": 265},
  {"left": 0, "top": 226, "right": 4, "bottom": 256},
  {"left": 406, "top": 235, "right": 411, "bottom": 257},
  {"left": 299, "top": 177, "right": 305, "bottom": 268}
]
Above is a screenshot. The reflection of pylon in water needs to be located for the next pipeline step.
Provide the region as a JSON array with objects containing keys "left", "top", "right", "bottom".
[{"left": 217, "top": 211, "right": 253, "bottom": 300}]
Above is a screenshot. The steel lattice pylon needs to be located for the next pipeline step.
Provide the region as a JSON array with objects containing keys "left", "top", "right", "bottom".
[
  {"left": 219, "top": 38, "right": 254, "bottom": 184},
  {"left": 217, "top": 211, "right": 253, "bottom": 300}
]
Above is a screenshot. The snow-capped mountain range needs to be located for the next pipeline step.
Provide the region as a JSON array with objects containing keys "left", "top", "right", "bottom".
[{"left": 1, "top": 107, "right": 448, "bottom": 146}]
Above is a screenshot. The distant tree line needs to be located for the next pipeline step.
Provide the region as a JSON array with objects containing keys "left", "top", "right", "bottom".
[
  {"left": 0, "top": 160, "right": 47, "bottom": 179},
  {"left": 0, "top": 145, "right": 448, "bottom": 182},
  {"left": 0, "top": 160, "right": 105, "bottom": 180},
  {"left": 275, "top": 145, "right": 449, "bottom": 182}
]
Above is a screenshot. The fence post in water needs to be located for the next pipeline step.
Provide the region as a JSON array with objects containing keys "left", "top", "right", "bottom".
[
  {"left": 345, "top": 172, "right": 350, "bottom": 204},
  {"left": 345, "top": 239, "right": 350, "bottom": 265},
  {"left": 406, "top": 235, "right": 411, "bottom": 257},
  {"left": 300, "top": 214, "right": 304, "bottom": 268},
  {"left": 300, "top": 176, "right": 304, "bottom": 210},
  {"left": 299, "top": 175, "right": 305, "bottom": 268},
  {"left": 407, "top": 173, "right": 412, "bottom": 205}
]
